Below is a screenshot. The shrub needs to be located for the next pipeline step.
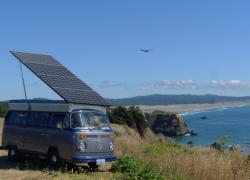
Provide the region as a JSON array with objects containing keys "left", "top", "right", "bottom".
[
  {"left": 128, "top": 106, "right": 148, "bottom": 137},
  {"left": 0, "top": 103, "right": 7, "bottom": 117},
  {"left": 216, "top": 135, "right": 231, "bottom": 152},
  {"left": 107, "top": 106, "right": 136, "bottom": 128},
  {"left": 107, "top": 106, "right": 148, "bottom": 136},
  {"left": 111, "top": 155, "right": 164, "bottom": 180}
]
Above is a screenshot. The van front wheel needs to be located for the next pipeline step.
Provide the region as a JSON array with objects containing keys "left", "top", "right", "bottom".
[
  {"left": 8, "top": 147, "right": 19, "bottom": 161},
  {"left": 48, "top": 149, "right": 62, "bottom": 169},
  {"left": 88, "top": 162, "right": 99, "bottom": 171}
]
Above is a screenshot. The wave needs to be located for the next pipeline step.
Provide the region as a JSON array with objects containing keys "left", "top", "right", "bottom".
[
  {"left": 180, "top": 104, "right": 250, "bottom": 116},
  {"left": 180, "top": 111, "right": 205, "bottom": 116},
  {"left": 180, "top": 107, "right": 233, "bottom": 116}
]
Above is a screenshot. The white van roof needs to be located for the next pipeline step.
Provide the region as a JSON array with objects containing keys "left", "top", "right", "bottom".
[{"left": 8, "top": 100, "right": 107, "bottom": 113}]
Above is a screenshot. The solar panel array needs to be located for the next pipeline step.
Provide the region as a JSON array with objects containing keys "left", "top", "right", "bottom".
[{"left": 11, "top": 51, "right": 111, "bottom": 106}]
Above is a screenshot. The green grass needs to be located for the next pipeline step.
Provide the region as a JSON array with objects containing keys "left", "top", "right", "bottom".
[{"left": 144, "top": 142, "right": 193, "bottom": 155}]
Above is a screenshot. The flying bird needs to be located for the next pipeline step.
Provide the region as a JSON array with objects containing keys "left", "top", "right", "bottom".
[{"left": 140, "top": 49, "right": 151, "bottom": 53}]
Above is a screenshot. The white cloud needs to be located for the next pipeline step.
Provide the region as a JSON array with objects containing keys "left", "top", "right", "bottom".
[
  {"left": 140, "top": 80, "right": 199, "bottom": 91},
  {"left": 99, "top": 81, "right": 126, "bottom": 89},
  {"left": 209, "top": 80, "right": 250, "bottom": 89},
  {"left": 230, "top": 80, "right": 241, "bottom": 85},
  {"left": 140, "top": 79, "right": 250, "bottom": 91}
]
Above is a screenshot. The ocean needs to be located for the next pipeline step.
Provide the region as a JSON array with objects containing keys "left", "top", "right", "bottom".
[{"left": 175, "top": 105, "right": 250, "bottom": 153}]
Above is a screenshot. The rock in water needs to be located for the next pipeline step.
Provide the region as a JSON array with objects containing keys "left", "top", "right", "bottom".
[
  {"left": 190, "top": 130, "right": 198, "bottom": 136},
  {"left": 146, "top": 112, "right": 189, "bottom": 136},
  {"left": 210, "top": 142, "right": 221, "bottom": 150}
]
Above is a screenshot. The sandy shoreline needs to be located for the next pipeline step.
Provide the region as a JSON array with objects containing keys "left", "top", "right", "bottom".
[{"left": 138, "top": 100, "right": 250, "bottom": 113}]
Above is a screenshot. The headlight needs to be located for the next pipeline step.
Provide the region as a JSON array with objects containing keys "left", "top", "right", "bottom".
[
  {"left": 78, "top": 141, "right": 86, "bottom": 152},
  {"left": 109, "top": 142, "right": 114, "bottom": 151}
]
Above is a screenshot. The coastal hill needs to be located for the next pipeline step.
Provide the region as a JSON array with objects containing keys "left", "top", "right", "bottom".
[
  {"left": 109, "top": 94, "right": 250, "bottom": 106},
  {"left": 0, "top": 117, "right": 249, "bottom": 179}
]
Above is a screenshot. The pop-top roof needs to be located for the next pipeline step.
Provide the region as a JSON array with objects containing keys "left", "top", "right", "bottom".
[
  {"left": 8, "top": 99, "right": 107, "bottom": 113},
  {"left": 10, "top": 51, "right": 111, "bottom": 106}
]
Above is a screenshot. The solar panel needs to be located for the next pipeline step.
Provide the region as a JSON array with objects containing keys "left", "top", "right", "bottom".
[{"left": 10, "top": 51, "right": 111, "bottom": 106}]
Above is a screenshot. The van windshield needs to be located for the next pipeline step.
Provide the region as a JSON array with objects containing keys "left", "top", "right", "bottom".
[{"left": 70, "top": 111, "right": 110, "bottom": 130}]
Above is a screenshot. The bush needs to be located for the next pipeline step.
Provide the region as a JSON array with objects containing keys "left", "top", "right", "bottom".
[
  {"left": 107, "top": 106, "right": 136, "bottom": 128},
  {"left": 128, "top": 106, "right": 148, "bottom": 137},
  {"left": 107, "top": 106, "right": 148, "bottom": 136},
  {"left": 0, "top": 103, "right": 7, "bottom": 117},
  {"left": 111, "top": 156, "right": 164, "bottom": 180}
]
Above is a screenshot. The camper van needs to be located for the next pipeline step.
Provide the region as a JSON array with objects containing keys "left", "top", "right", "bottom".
[
  {"left": 1, "top": 100, "right": 116, "bottom": 168},
  {"left": 2, "top": 51, "right": 116, "bottom": 169}
]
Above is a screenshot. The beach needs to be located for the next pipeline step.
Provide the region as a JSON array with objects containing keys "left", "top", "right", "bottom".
[{"left": 138, "top": 100, "right": 250, "bottom": 113}]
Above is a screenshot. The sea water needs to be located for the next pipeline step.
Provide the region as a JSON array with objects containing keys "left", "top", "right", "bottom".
[{"left": 175, "top": 105, "right": 250, "bottom": 153}]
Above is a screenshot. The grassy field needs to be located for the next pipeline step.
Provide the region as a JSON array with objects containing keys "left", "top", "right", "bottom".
[{"left": 0, "top": 118, "right": 249, "bottom": 180}]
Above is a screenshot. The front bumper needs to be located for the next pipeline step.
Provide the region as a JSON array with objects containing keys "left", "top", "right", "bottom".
[{"left": 71, "top": 155, "right": 117, "bottom": 163}]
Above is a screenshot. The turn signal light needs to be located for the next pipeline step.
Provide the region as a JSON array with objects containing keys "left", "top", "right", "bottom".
[
  {"left": 79, "top": 134, "right": 87, "bottom": 139},
  {"left": 108, "top": 134, "right": 114, "bottom": 139}
]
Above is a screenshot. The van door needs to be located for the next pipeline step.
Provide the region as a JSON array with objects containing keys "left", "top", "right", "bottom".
[
  {"left": 23, "top": 112, "right": 50, "bottom": 154},
  {"left": 47, "top": 113, "right": 72, "bottom": 160}
]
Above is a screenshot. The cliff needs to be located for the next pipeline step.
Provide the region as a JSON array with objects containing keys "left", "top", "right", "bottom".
[{"left": 146, "top": 111, "right": 189, "bottom": 136}]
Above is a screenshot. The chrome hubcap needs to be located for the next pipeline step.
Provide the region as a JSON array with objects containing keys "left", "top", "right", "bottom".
[
  {"left": 52, "top": 155, "right": 57, "bottom": 163},
  {"left": 10, "top": 149, "right": 15, "bottom": 156}
]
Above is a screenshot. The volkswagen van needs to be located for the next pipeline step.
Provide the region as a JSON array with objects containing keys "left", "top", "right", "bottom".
[{"left": 1, "top": 100, "right": 116, "bottom": 169}]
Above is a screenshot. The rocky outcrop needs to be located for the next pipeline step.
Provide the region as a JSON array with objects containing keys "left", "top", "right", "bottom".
[
  {"left": 146, "top": 112, "right": 189, "bottom": 136},
  {"left": 190, "top": 130, "right": 198, "bottom": 136},
  {"left": 210, "top": 142, "right": 221, "bottom": 150}
]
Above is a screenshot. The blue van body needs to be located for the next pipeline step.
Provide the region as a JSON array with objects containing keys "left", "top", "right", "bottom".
[{"left": 2, "top": 100, "right": 116, "bottom": 167}]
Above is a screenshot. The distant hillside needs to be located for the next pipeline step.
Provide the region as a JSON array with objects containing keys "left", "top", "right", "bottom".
[{"left": 109, "top": 94, "right": 250, "bottom": 106}]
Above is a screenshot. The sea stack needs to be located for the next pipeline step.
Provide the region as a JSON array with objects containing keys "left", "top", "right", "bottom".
[{"left": 146, "top": 111, "right": 189, "bottom": 136}]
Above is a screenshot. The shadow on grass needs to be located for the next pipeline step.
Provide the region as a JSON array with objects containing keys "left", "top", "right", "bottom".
[{"left": 0, "top": 151, "right": 99, "bottom": 175}]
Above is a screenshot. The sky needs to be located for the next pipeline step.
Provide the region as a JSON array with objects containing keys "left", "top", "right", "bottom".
[{"left": 1, "top": 0, "right": 250, "bottom": 100}]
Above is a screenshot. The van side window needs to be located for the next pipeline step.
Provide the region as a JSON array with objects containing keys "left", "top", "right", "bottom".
[
  {"left": 7, "top": 111, "right": 28, "bottom": 126},
  {"left": 28, "top": 112, "right": 50, "bottom": 127},
  {"left": 50, "top": 114, "right": 65, "bottom": 129}
]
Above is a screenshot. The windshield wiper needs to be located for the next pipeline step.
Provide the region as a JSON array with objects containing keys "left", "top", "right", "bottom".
[
  {"left": 101, "top": 127, "right": 110, "bottom": 130},
  {"left": 87, "top": 126, "right": 96, "bottom": 130}
]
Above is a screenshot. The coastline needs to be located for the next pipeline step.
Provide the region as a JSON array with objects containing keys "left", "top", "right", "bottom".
[{"left": 137, "top": 100, "right": 250, "bottom": 114}]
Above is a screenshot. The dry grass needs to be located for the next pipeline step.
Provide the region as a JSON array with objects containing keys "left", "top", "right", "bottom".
[
  {"left": 0, "top": 120, "right": 249, "bottom": 179},
  {"left": 114, "top": 126, "right": 250, "bottom": 180}
]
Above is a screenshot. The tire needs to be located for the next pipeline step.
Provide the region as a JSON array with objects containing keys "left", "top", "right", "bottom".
[
  {"left": 48, "top": 149, "right": 63, "bottom": 169},
  {"left": 88, "top": 162, "right": 99, "bottom": 171},
  {"left": 8, "top": 147, "right": 19, "bottom": 161}
]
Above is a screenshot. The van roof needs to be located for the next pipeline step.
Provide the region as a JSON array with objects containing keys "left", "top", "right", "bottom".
[
  {"left": 8, "top": 99, "right": 107, "bottom": 113},
  {"left": 9, "top": 99, "right": 66, "bottom": 104}
]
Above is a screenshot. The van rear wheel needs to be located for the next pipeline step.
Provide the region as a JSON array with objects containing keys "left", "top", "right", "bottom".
[
  {"left": 8, "top": 147, "right": 19, "bottom": 161},
  {"left": 48, "top": 149, "right": 62, "bottom": 169}
]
